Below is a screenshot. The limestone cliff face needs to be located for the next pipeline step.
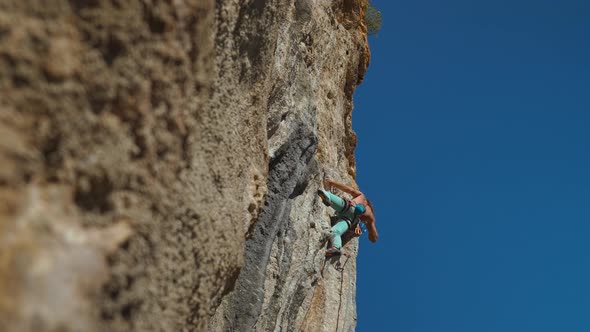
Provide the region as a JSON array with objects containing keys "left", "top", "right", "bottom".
[{"left": 0, "top": 1, "right": 368, "bottom": 331}]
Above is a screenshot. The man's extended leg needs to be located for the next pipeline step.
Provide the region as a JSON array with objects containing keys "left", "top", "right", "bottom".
[{"left": 327, "top": 220, "right": 349, "bottom": 256}]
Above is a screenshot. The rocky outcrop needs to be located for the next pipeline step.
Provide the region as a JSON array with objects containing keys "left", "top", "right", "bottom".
[{"left": 0, "top": 0, "right": 368, "bottom": 331}]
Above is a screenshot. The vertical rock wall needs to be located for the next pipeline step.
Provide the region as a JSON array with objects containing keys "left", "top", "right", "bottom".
[
  {"left": 0, "top": 0, "right": 368, "bottom": 331},
  {"left": 208, "top": 1, "right": 369, "bottom": 331}
]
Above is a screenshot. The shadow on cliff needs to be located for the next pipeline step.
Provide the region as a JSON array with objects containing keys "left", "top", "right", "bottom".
[{"left": 220, "top": 123, "right": 318, "bottom": 331}]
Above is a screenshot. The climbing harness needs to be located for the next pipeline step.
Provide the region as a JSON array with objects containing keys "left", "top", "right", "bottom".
[{"left": 319, "top": 189, "right": 366, "bottom": 236}]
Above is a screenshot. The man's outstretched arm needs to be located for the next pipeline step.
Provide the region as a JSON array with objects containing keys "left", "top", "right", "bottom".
[
  {"left": 325, "top": 179, "right": 362, "bottom": 197},
  {"left": 366, "top": 220, "right": 378, "bottom": 243}
]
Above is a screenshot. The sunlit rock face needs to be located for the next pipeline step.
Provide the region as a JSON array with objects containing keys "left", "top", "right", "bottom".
[{"left": 0, "top": 0, "right": 368, "bottom": 331}]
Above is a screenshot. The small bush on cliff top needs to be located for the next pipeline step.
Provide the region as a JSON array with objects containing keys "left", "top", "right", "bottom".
[{"left": 365, "top": 1, "right": 382, "bottom": 35}]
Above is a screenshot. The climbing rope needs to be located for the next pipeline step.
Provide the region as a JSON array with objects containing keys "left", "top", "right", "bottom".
[
  {"left": 334, "top": 253, "right": 352, "bottom": 332},
  {"left": 298, "top": 252, "right": 354, "bottom": 332},
  {"left": 298, "top": 246, "right": 328, "bottom": 332}
]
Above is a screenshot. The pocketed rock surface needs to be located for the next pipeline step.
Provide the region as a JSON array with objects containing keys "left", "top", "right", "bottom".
[{"left": 0, "top": 1, "right": 369, "bottom": 331}]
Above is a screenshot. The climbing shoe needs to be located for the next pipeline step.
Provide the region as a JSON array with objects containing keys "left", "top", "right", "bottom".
[
  {"left": 325, "top": 247, "right": 341, "bottom": 257},
  {"left": 317, "top": 190, "right": 331, "bottom": 207}
]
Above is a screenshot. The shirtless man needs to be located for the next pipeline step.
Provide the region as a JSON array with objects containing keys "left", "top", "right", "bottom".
[{"left": 318, "top": 179, "right": 378, "bottom": 256}]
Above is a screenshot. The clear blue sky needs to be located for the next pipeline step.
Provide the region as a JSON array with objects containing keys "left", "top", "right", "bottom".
[{"left": 353, "top": 1, "right": 590, "bottom": 331}]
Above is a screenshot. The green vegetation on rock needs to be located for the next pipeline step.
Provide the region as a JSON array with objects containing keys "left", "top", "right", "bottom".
[{"left": 365, "top": 1, "right": 382, "bottom": 35}]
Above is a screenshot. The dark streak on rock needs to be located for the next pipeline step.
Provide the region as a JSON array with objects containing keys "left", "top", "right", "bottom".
[{"left": 223, "top": 123, "right": 317, "bottom": 331}]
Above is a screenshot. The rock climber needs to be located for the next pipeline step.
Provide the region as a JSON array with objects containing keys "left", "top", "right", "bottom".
[{"left": 318, "top": 178, "right": 378, "bottom": 257}]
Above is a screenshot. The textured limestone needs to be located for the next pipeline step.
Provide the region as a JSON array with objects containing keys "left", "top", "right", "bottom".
[
  {"left": 208, "top": 1, "right": 369, "bottom": 331},
  {"left": 0, "top": 1, "right": 241, "bottom": 331},
  {"left": 0, "top": 0, "right": 369, "bottom": 331}
]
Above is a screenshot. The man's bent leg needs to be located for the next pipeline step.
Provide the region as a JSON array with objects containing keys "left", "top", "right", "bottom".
[
  {"left": 318, "top": 189, "right": 347, "bottom": 212},
  {"left": 330, "top": 220, "right": 350, "bottom": 249}
]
